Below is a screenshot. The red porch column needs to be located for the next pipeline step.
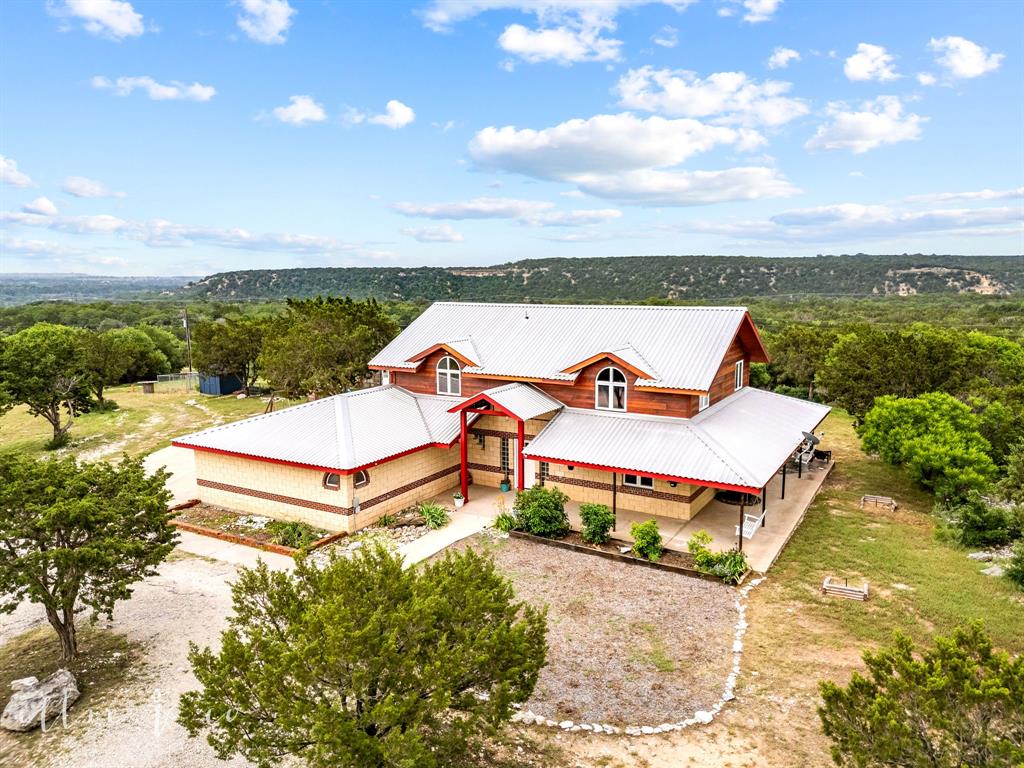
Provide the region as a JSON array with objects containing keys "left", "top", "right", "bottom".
[
  {"left": 460, "top": 409, "right": 469, "bottom": 502},
  {"left": 516, "top": 418, "right": 526, "bottom": 491}
]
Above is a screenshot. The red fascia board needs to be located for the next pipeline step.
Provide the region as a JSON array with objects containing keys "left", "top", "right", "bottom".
[
  {"left": 405, "top": 343, "right": 477, "bottom": 368},
  {"left": 447, "top": 393, "right": 522, "bottom": 421},
  {"left": 171, "top": 440, "right": 453, "bottom": 476},
  {"left": 522, "top": 453, "right": 759, "bottom": 494},
  {"left": 738, "top": 312, "right": 770, "bottom": 364},
  {"left": 561, "top": 352, "right": 653, "bottom": 379}
]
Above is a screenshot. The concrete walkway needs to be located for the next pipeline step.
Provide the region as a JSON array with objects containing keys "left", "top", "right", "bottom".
[
  {"left": 175, "top": 529, "right": 296, "bottom": 570},
  {"left": 399, "top": 486, "right": 512, "bottom": 566},
  {"left": 144, "top": 445, "right": 197, "bottom": 506}
]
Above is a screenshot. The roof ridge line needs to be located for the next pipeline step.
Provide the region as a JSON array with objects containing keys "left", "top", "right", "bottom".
[{"left": 334, "top": 396, "right": 356, "bottom": 468}]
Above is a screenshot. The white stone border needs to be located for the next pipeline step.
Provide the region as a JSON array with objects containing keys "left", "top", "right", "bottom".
[{"left": 510, "top": 575, "right": 766, "bottom": 735}]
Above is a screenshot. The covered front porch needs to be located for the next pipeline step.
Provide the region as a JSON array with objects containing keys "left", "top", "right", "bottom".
[{"left": 561, "top": 456, "right": 834, "bottom": 572}]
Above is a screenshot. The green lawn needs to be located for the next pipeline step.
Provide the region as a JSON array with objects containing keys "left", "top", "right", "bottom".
[
  {"left": 765, "top": 410, "right": 1023, "bottom": 653},
  {"left": 0, "top": 384, "right": 298, "bottom": 462}
]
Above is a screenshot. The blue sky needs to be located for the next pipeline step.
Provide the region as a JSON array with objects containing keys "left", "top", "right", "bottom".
[{"left": 0, "top": 0, "right": 1021, "bottom": 276}]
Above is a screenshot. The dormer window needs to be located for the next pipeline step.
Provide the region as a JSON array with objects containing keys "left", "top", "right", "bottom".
[
  {"left": 436, "top": 356, "right": 461, "bottom": 395},
  {"left": 734, "top": 360, "right": 744, "bottom": 391},
  {"left": 596, "top": 366, "right": 627, "bottom": 411}
]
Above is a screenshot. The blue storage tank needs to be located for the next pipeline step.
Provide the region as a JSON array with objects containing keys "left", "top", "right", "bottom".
[{"left": 199, "top": 374, "right": 244, "bottom": 396}]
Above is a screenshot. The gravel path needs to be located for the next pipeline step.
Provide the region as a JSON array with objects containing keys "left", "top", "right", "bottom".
[
  {"left": 449, "top": 534, "right": 737, "bottom": 725},
  {"left": 0, "top": 554, "right": 253, "bottom": 768}
]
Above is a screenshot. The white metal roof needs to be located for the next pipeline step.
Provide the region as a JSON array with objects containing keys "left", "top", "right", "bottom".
[
  {"left": 172, "top": 386, "right": 472, "bottom": 471},
  {"left": 454, "top": 382, "right": 564, "bottom": 421},
  {"left": 371, "top": 302, "right": 754, "bottom": 391},
  {"left": 524, "top": 388, "right": 830, "bottom": 490}
]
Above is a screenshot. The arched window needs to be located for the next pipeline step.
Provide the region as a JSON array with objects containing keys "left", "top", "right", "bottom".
[
  {"left": 436, "top": 356, "right": 461, "bottom": 395},
  {"left": 595, "top": 366, "right": 627, "bottom": 411},
  {"left": 354, "top": 470, "right": 370, "bottom": 488},
  {"left": 323, "top": 472, "right": 341, "bottom": 490}
]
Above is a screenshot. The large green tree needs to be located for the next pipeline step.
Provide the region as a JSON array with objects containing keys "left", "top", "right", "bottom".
[
  {"left": 138, "top": 323, "right": 185, "bottom": 371},
  {"left": 0, "top": 455, "right": 175, "bottom": 661},
  {"left": 819, "top": 623, "right": 1024, "bottom": 768},
  {"left": 766, "top": 325, "right": 838, "bottom": 400},
  {"left": 816, "top": 325, "right": 970, "bottom": 419},
  {"left": 179, "top": 544, "right": 547, "bottom": 768},
  {"left": 192, "top": 317, "right": 267, "bottom": 394},
  {"left": 858, "top": 392, "right": 996, "bottom": 501},
  {"left": 81, "top": 327, "right": 168, "bottom": 406},
  {"left": 260, "top": 297, "right": 399, "bottom": 397},
  {"left": 0, "top": 323, "right": 92, "bottom": 445}
]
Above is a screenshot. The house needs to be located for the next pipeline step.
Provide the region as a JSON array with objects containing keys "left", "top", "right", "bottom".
[{"left": 172, "top": 302, "right": 830, "bottom": 539}]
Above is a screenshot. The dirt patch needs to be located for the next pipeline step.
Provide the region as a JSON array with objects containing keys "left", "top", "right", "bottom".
[
  {"left": 448, "top": 534, "right": 737, "bottom": 725},
  {"left": 174, "top": 503, "right": 328, "bottom": 549}
]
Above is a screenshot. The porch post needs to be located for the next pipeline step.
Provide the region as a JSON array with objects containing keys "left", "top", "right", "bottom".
[
  {"left": 781, "top": 463, "right": 786, "bottom": 499},
  {"left": 738, "top": 501, "right": 744, "bottom": 552},
  {"left": 761, "top": 484, "right": 767, "bottom": 526},
  {"left": 516, "top": 418, "right": 525, "bottom": 491},
  {"left": 611, "top": 472, "right": 617, "bottom": 531},
  {"left": 460, "top": 409, "right": 469, "bottom": 502}
]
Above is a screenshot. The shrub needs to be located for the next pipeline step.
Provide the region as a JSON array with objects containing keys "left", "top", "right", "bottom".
[
  {"left": 419, "top": 502, "right": 450, "bottom": 530},
  {"left": 630, "top": 520, "right": 662, "bottom": 561},
  {"left": 1005, "top": 541, "right": 1024, "bottom": 590},
  {"left": 579, "top": 503, "right": 614, "bottom": 544},
  {"left": 938, "top": 493, "right": 1024, "bottom": 548},
  {"left": 687, "top": 529, "right": 749, "bottom": 584},
  {"left": 494, "top": 512, "right": 517, "bottom": 533},
  {"left": 375, "top": 513, "right": 397, "bottom": 528},
  {"left": 513, "top": 486, "right": 569, "bottom": 538},
  {"left": 267, "top": 520, "right": 322, "bottom": 549}
]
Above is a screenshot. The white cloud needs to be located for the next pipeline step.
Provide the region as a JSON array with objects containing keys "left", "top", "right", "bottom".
[
  {"left": 848, "top": 170, "right": 865, "bottom": 177},
  {"left": 498, "top": 23, "right": 621, "bottom": 64},
  {"left": 401, "top": 224, "right": 465, "bottom": 243},
  {"left": 21, "top": 197, "right": 58, "bottom": 216},
  {"left": 62, "top": 176, "right": 125, "bottom": 198},
  {"left": 48, "top": 0, "right": 144, "bottom": 40},
  {"left": 805, "top": 96, "right": 925, "bottom": 154},
  {"left": 271, "top": 95, "right": 326, "bottom": 125},
  {"left": 767, "top": 46, "right": 800, "bottom": 69},
  {"left": 928, "top": 36, "right": 1004, "bottom": 79},
  {"left": 91, "top": 75, "right": 216, "bottom": 102},
  {"left": 1, "top": 209, "right": 391, "bottom": 259},
  {"left": 236, "top": 0, "right": 296, "bottom": 45},
  {"left": 0, "top": 237, "right": 90, "bottom": 259},
  {"left": 916, "top": 72, "right": 937, "bottom": 86},
  {"left": 616, "top": 66, "right": 808, "bottom": 127},
  {"left": 391, "top": 196, "right": 622, "bottom": 227},
  {"left": 687, "top": 202, "right": 1021, "bottom": 241},
  {"left": 568, "top": 167, "right": 798, "bottom": 205},
  {"left": 742, "top": 0, "right": 781, "bottom": 23},
  {"left": 392, "top": 197, "right": 554, "bottom": 220},
  {"left": 0, "top": 156, "right": 32, "bottom": 187},
  {"left": 368, "top": 100, "right": 416, "bottom": 129},
  {"left": 468, "top": 113, "right": 797, "bottom": 205},
  {"left": 652, "top": 25, "right": 678, "bottom": 48},
  {"left": 420, "top": 1, "right": 696, "bottom": 66},
  {"left": 903, "top": 187, "right": 1024, "bottom": 204},
  {"left": 844, "top": 43, "right": 899, "bottom": 82}
]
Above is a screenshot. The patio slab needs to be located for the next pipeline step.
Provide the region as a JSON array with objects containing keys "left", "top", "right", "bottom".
[{"left": 564, "top": 460, "right": 834, "bottom": 573}]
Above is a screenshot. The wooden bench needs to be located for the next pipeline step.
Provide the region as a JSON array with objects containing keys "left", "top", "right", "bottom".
[
  {"left": 822, "top": 576, "right": 869, "bottom": 600},
  {"left": 860, "top": 495, "right": 897, "bottom": 511}
]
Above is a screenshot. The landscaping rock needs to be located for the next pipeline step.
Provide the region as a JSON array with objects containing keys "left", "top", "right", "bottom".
[
  {"left": 1, "top": 669, "right": 79, "bottom": 732},
  {"left": 968, "top": 552, "right": 994, "bottom": 562},
  {"left": 981, "top": 564, "right": 1005, "bottom": 577},
  {"left": 693, "top": 710, "right": 713, "bottom": 724}
]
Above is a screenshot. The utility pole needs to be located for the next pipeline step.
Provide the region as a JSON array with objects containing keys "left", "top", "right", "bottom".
[{"left": 183, "top": 307, "right": 194, "bottom": 391}]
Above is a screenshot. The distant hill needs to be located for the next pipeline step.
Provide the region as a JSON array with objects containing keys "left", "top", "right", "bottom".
[
  {"left": 0, "top": 273, "right": 198, "bottom": 306},
  {"left": 178, "top": 254, "right": 1022, "bottom": 303}
]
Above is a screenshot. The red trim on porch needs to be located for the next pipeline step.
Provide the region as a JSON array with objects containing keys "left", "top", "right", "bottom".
[
  {"left": 446, "top": 392, "right": 524, "bottom": 421},
  {"left": 521, "top": 453, "right": 760, "bottom": 494}
]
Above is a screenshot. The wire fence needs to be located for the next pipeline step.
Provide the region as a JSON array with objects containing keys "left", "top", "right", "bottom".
[{"left": 155, "top": 372, "right": 200, "bottom": 392}]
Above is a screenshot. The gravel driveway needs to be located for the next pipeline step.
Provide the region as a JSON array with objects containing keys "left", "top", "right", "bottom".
[
  {"left": 0, "top": 553, "right": 253, "bottom": 768},
  {"left": 447, "top": 534, "right": 738, "bottom": 725}
]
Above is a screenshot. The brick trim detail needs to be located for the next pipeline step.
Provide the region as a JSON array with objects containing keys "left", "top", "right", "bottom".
[
  {"left": 546, "top": 474, "right": 711, "bottom": 504},
  {"left": 356, "top": 464, "right": 461, "bottom": 511},
  {"left": 197, "top": 463, "right": 462, "bottom": 517},
  {"left": 469, "top": 428, "right": 537, "bottom": 441},
  {"left": 197, "top": 478, "right": 356, "bottom": 515},
  {"left": 468, "top": 462, "right": 505, "bottom": 474}
]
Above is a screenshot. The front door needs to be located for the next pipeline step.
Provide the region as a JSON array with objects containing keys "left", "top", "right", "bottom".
[{"left": 523, "top": 458, "right": 537, "bottom": 489}]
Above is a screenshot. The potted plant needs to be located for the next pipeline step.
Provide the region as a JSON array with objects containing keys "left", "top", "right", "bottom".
[
  {"left": 453, "top": 491, "right": 465, "bottom": 508},
  {"left": 499, "top": 474, "right": 512, "bottom": 492}
]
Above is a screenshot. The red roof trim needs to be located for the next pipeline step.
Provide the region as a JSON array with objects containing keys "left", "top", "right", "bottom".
[
  {"left": 522, "top": 453, "right": 759, "bottom": 494},
  {"left": 560, "top": 351, "right": 653, "bottom": 379},
  {"left": 405, "top": 343, "right": 477, "bottom": 368},
  {"left": 446, "top": 393, "right": 523, "bottom": 421}
]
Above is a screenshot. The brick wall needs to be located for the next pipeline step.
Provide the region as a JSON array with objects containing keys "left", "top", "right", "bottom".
[
  {"left": 542, "top": 464, "right": 715, "bottom": 521},
  {"left": 193, "top": 446, "right": 461, "bottom": 534}
]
